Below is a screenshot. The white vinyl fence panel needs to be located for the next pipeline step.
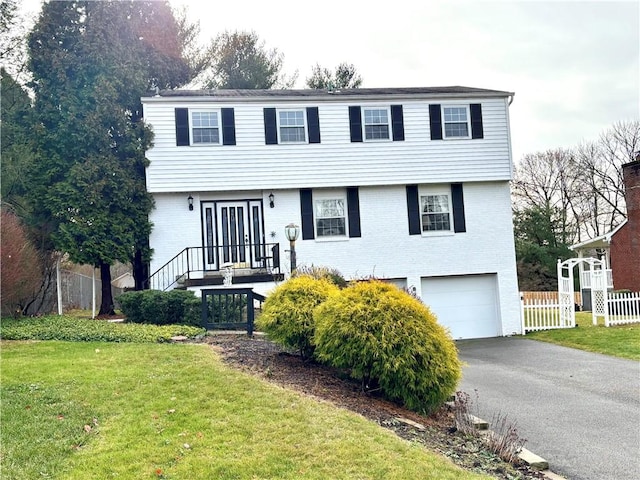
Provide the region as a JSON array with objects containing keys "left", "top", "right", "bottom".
[
  {"left": 606, "top": 291, "right": 640, "bottom": 326},
  {"left": 520, "top": 293, "right": 574, "bottom": 332}
]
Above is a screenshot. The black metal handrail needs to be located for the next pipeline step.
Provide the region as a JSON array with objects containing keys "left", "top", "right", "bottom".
[{"left": 147, "top": 244, "right": 280, "bottom": 291}]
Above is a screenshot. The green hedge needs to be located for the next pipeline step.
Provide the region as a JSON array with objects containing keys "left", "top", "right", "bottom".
[
  {"left": 0, "top": 316, "right": 205, "bottom": 343},
  {"left": 314, "top": 279, "right": 461, "bottom": 414},
  {"left": 257, "top": 275, "right": 339, "bottom": 359},
  {"left": 119, "top": 290, "right": 200, "bottom": 326}
]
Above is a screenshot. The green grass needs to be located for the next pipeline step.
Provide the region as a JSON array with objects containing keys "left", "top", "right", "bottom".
[
  {"left": 525, "top": 312, "right": 640, "bottom": 360},
  {"left": 1, "top": 341, "right": 489, "bottom": 480}
]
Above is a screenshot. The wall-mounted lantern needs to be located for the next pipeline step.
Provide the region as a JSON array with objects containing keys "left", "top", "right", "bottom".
[
  {"left": 269, "top": 192, "right": 275, "bottom": 208},
  {"left": 188, "top": 194, "right": 194, "bottom": 211}
]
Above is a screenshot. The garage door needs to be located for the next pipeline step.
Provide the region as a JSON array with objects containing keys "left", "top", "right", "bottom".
[{"left": 421, "top": 274, "right": 500, "bottom": 340}]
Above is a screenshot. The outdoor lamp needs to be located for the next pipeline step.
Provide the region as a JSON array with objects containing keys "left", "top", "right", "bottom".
[
  {"left": 284, "top": 223, "right": 300, "bottom": 273},
  {"left": 269, "top": 192, "right": 275, "bottom": 208},
  {"left": 188, "top": 194, "right": 194, "bottom": 211}
]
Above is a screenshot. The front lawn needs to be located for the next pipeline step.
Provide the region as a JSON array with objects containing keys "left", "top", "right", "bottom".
[
  {"left": 525, "top": 312, "right": 640, "bottom": 360},
  {"left": 1, "top": 341, "right": 489, "bottom": 480}
]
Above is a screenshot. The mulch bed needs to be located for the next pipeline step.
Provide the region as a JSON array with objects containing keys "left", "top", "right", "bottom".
[{"left": 199, "top": 333, "right": 547, "bottom": 480}]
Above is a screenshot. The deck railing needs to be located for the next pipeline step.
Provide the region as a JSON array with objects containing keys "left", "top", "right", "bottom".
[{"left": 147, "top": 243, "right": 280, "bottom": 291}]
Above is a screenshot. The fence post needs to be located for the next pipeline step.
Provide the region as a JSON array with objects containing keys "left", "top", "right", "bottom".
[
  {"left": 520, "top": 292, "right": 526, "bottom": 334},
  {"left": 247, "top": 291, "right": 254, "bottom": 337}
]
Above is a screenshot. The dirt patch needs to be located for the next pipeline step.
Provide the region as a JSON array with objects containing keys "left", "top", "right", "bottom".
[{"left": 200, "top": 333, "right": 546, "bottom": 480}]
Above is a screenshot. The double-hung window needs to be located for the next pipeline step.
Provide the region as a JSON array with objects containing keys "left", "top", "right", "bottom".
[
  {"left": 315, "top": 197, "right": 347, "bottom": 237},
  {"left": 278, "top": 110, "right": 306, "bottom": 143},
  {"left": 442, "top": 106, "right": 470, "bottom": 139},
  {"left": 363, "top": 108, "right": 390, "bottom": 140},
  {"left": 191, "top": 111, "right": 220, "bottom": 144},
  {"left": 420, "top": 188, "right": 453, "bottom": 233}
]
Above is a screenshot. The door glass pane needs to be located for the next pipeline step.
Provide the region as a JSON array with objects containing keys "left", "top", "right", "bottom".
[
  {"left": 229, "top": 207, "right": 237, "bottom": 262},
  {"left": 221, "top": 207, "right": 230, "bottom": 263},
  {"left": 237, "top": 207, "right": 245, "bottom": 263},
  {"left": 206, "top": 208, "right": 215, "bottom": 265}
]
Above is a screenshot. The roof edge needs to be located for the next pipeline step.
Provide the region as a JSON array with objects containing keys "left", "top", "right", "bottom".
[{"left": 142, "top": 86, "right": 514, "bottom": 103}]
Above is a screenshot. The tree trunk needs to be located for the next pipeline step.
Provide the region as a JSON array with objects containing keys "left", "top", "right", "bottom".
[
  {"left": 133, "top": 247, "right": 149, "bottom": 290},
  {"left": 99, "top": 262, "right": 115, "bottom": 315}
]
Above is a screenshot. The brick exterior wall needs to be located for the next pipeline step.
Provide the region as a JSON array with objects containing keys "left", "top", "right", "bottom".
[{"left": 611, "top": 160, "right": 640, "bottom": 290}]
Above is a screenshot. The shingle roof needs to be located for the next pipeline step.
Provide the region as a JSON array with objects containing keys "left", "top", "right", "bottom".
[{"left": 150, "top": 86, "right": 513, "bottom": 99}]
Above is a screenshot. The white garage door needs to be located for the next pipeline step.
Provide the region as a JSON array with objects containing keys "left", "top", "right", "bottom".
[{"left": 421, "top": 274, "right": 500, "bottom": 340}]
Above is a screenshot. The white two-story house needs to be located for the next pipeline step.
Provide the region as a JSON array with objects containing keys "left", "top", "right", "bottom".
[{"left": 141, "top": 86, "right": 521, "bottom": 339}]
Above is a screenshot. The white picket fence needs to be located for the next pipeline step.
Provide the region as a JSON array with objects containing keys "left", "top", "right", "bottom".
[
  {"left": 606, "top": 291, "right": 640, "bottom": 326},
  {"left": 521, "top": 291, "right": 640, "bottom": 332},
  {"left": 520, "top": 294, "right": 570, "bottom": 332}
]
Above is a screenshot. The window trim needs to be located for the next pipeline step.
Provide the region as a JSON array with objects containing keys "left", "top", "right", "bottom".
[
  {"left": 419, "top": 185, "right": 455, "bottom": 236},
  {"left": 362, "top": 106, "right": 391, "bottom": 142},
  {"left": 313, "top": 190, "right": 348, "bottom": 240},
  {"left": 442, "top": 105, "right": 471, "bottom": 140},
  {"left": 190, "top": 109, "right": 222, "bottom": 146},
  {"left": 277, "top": 108, "right": 307, "bottom": 144}
]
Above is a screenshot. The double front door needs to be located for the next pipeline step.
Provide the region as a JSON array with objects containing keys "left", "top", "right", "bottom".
[{"left": 202, "top": 200, "right": 265, "bottom": 271}]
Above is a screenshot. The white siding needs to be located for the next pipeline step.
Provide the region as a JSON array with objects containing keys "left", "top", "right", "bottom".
[
  {"left": 149, "top": 181, "right": 521, "bottom": 336},
  {"left": 143, "top": 97, "right": 512, "bottom": 193}
]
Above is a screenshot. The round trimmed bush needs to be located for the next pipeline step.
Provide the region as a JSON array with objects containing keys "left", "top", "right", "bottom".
[
  {"left": 257, "top": 275, "right": 340, "bottom": 359},
  {"left": 314, "top": 279, "right": 461, "bottom": 414}
]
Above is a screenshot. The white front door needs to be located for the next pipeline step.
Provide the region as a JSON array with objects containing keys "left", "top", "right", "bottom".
[{"left": 202, "top": 200, "right": 265, "bottom": 271}]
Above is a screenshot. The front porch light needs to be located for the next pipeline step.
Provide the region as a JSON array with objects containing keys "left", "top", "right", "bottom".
[
  {"left": 188, "top": 194, "right": 194, "bottom": 211},
  {"left": 269, "top": 192, "right": 275, "bottom": 208}
]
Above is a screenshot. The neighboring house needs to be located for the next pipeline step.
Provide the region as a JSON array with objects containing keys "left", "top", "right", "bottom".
[
  {"left": 571, "top": 159, "right": 640, "bottom": 292},
  {"left": 141, "top": 86, "right": 521, "bottom": 339}
]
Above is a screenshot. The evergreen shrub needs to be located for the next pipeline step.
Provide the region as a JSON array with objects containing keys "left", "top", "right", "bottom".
[
  {"left": 119, "top": 290, "right": 200, "bottom": 326},
  {"left": 0, "top": 315, "right": 205, "bottom": 343},
  {"left": 314, "top": 279, "right": 461, "bottom": 414},
  {"left": 257, "top": 275, "right": 339, "bottom": 359}
]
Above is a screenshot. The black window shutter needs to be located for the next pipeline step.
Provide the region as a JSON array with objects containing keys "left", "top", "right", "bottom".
[
  {"left": 348, "top": 106, "right": 362, "bottom": 142},
  {"left": 346, "top": 187, "right": 361, "bottom": 238},
  {"left": 451, "top": 183, "right": 466, "bottom": 233},
  {"left": 221, "top": 108, "right": 236, "bottom": 145},
  {"left": 306, "top": 107, "right": 321, "bottom": 144},
  {"left": 175, "top": 108, "right": 190, "bottom": 146},
  {"left": 406, "top": 185, "right": 421, "bottom": 235},
  {"left": 264, "top": 108, "right": 278, "bottom": 145},
  {"left": 470, "top": 103, "right": 484, "bottom": 139},
  {"left": 429, "top": 104, "right": 442, "bottom": 140},
  {"left": 300, "top": 189, "right": 315, "bottom": 240},
  {"left": 391, "top": 104, "right": 405, "bottom": 141}
]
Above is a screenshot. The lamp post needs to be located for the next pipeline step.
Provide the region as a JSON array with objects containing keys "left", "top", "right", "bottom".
[{"left": 284, "top": 223, "right": 300, "bottom": 274}]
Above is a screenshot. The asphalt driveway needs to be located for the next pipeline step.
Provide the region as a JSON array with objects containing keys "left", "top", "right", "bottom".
[{"left": 456, "top": 337, "right": 640, "bottom": 480}]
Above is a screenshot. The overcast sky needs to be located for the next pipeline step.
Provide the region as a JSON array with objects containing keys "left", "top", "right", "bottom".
[{"left": 20, "top": 0, "right": 640, "bottom": 163}]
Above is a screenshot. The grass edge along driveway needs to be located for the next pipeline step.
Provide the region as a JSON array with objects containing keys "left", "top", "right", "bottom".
[
  {"left": 523, "top": 312, "right": 640, "bottom": 360},
  {"left": 1, "top": 341, "right": 489, "bottom": 480}
]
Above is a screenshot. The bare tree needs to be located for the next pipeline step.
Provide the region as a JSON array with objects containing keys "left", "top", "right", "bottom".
[
  {"left": 513, "top": 120, "right": 640, "bottom": 244},
  {"left": 575, "top": 120, "right": 639, "bottom": 237},
  {"left": 512, "top": 148, "right": 581, "bottom": 244},
  {"left": 306, "top": 62, "right": 363, "bottom": 89}
]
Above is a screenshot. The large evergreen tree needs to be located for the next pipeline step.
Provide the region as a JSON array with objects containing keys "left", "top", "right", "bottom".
[
  {"left": 1, "top": 68, "right": 35, "bottom": 217},
  {"left": 27, "top": 1, "right": 198, "bottom": 314}
]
